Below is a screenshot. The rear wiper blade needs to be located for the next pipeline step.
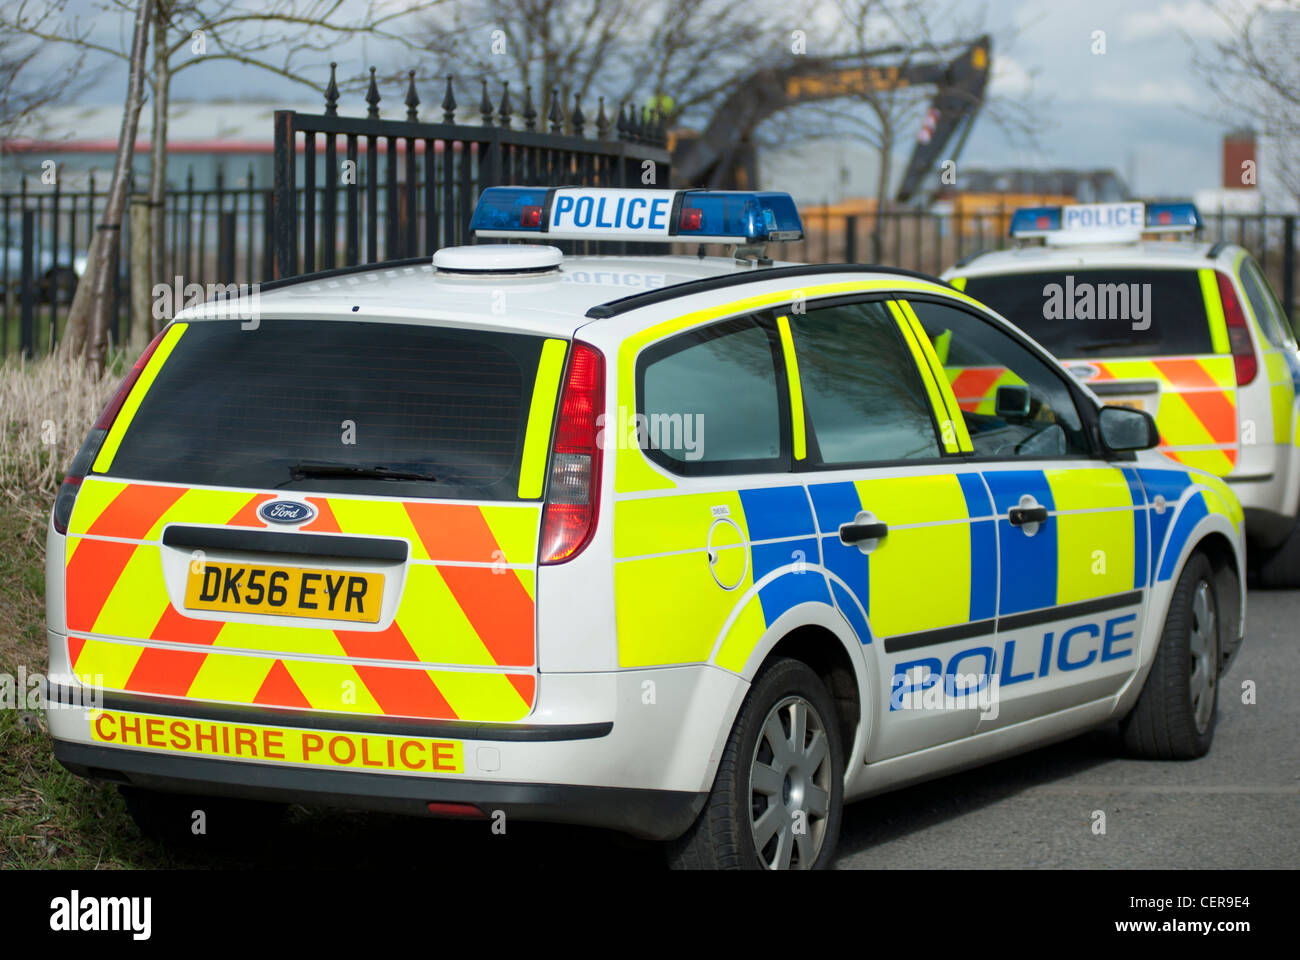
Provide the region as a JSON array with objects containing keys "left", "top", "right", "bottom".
[
  {"left": 287, "top": 461, "right": 438, "bottom": 482},
  {"left": 1069, "top": 339, "right": 1159, "bottom": 353}
]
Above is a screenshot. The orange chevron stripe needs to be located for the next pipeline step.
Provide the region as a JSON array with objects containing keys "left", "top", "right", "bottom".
[
  {"left": 68, "top": 635, "right": 86, "bottom": 668},
  {"left": 88, "top": 483, "right": 186, "bottom": 539},
  {"left": 225, "top": 492, "right": 275, "bottom": 527},
  {"left": 334, "top": 621, "right": 421, "bottom": 663},
  {"left": 149, "top": 604, "right": 224, "bottom": 646},
  {"left": 437, "top": 565, "right": 535, "bottom": 666},
  {"left": 301, "top": 497, "right": 341, "bottom": 532},
  {"left": 125, "top": 646, "right": 209, "bottom": 697},
  {"left": 65, "top": 538, "right": 138, "bottom": 632},
  {"left": 1154, "top": 359, "right": 1237, "bottom": 444},
  {"left": 404, "top": 501, "right": 504, "bottom": 565},
  {"left": 253, "top": 660, "right": 313, "bottom": 708},
  {"left": 354, "top": 663, "right": 457, "bottom": 719},
  {"left": 506, "top": 673, "right": 536, "bottom": 705},
  {"left": 950, "top": 367, "right": 1004, "bottom": 400}
]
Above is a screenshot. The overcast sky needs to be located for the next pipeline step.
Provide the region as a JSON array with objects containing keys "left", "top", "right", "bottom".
[{"left": 16, "top": 0, "right": 1266, "bottom": 198}]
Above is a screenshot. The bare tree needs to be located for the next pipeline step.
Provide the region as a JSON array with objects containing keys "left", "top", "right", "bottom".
[
  {"left": 1192, "top": 0, "right": 1300, "bottom": 206},
  {"left": 421, "top": 0, "right": 786, "bottom": 131},
  {"left": 87, "top": 0, "right": 155, "bottom": 371},
  {"left": 5, "top": 0, "right": 440, "bottom": 352},
  {"left": 0, "top": 25, "right": 88, "bottom": 139}
]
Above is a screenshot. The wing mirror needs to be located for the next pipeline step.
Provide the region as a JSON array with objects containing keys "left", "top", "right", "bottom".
[
  {"left": 1098, "top": 404, "right": 1160, "bottom": 452},
  {"left": 994, "top": 384, "right": 1031, "bottom": 419}
]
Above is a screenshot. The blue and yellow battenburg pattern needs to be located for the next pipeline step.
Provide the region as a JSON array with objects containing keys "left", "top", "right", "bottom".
[{"left": 612, "top": 466, "right": 1240, "bottom": 672}]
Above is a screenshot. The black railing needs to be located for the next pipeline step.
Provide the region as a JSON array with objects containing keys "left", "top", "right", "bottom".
[
  {"left": 3, "top": 170, "right": 1297, "bottom": 357},
  {"left": 1, "top": 166, "right": 275, "bottom": 358},
  {"left": 272, "top": 66, "right": 673, "bottom": 279}
]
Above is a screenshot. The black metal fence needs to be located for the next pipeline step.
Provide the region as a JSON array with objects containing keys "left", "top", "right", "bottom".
[
  {"left": 0, "top": 166, "right": 276, "bottom": 358},
  {"left": 272, "top": 67, "right": 674, "bottom": 278},
  {"left": 783, "top": 208, "right": 1299, "bottom": 325}
]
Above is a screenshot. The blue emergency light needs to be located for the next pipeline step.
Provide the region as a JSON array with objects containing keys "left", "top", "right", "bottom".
[
  {"left": 469, "top": 186, "right": 804, "bottom": 244},
  {"left": 1009, "top": 201, "right": 1202, "bottom": 242}
]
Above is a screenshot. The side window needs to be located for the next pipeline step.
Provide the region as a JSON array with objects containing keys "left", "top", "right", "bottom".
[
  {"left": 1240, "top": 259, "right": 1294, "bottom": 348},
  {"left": 785, "top": 300, "right": 941, "bottom": 465},
  {"left": 639, "top": 315, "right": 785, "bottom": 474},
  {"left": 909, "top": 299, "right": 1091, "bottom": 459}
]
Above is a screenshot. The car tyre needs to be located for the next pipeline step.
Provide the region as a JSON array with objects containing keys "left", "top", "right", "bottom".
[
  {"left": 119, "top": 785, "right": 286, "bottom": 846},
  {"left": 1120, "top": 551, "right": 1219, "bottom": 759},
  {"left": 667, "top": 657, "right": 843, "bottom": 870},
  {"left": 1255, "top": 517, "right": 1300, "bottom": 588}
]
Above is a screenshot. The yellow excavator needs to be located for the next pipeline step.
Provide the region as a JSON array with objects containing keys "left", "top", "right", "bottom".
[{"left": 671, "top": 35, "right": 990, "bottom": 203}]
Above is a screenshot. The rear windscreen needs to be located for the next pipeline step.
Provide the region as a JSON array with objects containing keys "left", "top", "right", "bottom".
[
  {"left": 103, "top": 319, "right": 552, "bottom": 501},
  {"left": 962, "top": 268, "right": 1214, "bottom": 358}
]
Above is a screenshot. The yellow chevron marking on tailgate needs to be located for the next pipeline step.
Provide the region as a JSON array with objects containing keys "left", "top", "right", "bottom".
[
  {"left": 72, "top": 639, "right": 145, "bottom": 690},
  {"left": 433, "top": 669, "right": 530, "bottom": 721},
  {"left": 212, "top": 621, "right": 348, "bottom": 658},
  {"left": 66, "top": 535, "right": 83, "bottom": 563},
  {"left": 328, "top": 499, "right": 425, "bottom": 559},
  {"left": 91, "top": 545, "right": 170, "bottom": 638},
  {"left": 66, "top": 478, "right": 129, "bottom": 538},
  {"left": 186, "top": 651, "right": 275, "bottom": 702},
  {"left": 395, "top": 565, "right": 498, "bottom": 666},
  {"left": 145, "top": 486, "right": 258, "bottom": 540},
  {"left": 480, "top": 505, "right": 541, "bottom": 565},
  {"left": 1156, "top": 392, "right": 1217, "bottom": 447},
  {"left": 282, "top": 660, "right": 383, "bottom": 714}
]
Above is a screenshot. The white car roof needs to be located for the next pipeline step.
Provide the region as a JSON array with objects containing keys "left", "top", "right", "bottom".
[
  {"left": 178, "top": 253, "right": 961, "bottom": 338},
  {"left": 946, "top": 240, "right": 1236, "bottom": 279}
]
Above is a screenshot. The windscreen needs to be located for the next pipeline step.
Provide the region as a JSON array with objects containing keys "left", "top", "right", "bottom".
[
  {"left": 102, "top": 318, "right": 551, "bottom": 501},
  {"left": 963, "top": 268, "right": 1214, "bottom": 358}
]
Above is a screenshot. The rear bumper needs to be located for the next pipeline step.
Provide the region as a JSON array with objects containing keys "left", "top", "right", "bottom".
[{"left": 54, "top": 740, "right": 705, "bottom": 841}]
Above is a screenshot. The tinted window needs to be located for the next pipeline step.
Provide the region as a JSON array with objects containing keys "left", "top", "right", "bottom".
[
  {"left": 787, "top": 301, "right": 939, "bottom": 464},
  {"left": 640, "top": 317, "right": 783, "bottom": 472},
  {"left": 963, "top": 268, "right": 1213, "bottom": 357},
  {"left": 1240, "top": 259, "right": 1293, "bottom": 348},
  {"left": 105, "top": 319, "right": 549, "bottom": 501},
  {"left": 910, "top": 300, "right": 1090, "bottom": 458}
]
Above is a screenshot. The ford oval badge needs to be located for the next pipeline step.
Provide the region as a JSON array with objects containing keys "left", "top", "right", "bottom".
[
  {"left": 259, "top": 500, "right": 316, "bottom": 525},
  {"left": 1066, "top": 362, "right": 1100, "bottom": 382}
]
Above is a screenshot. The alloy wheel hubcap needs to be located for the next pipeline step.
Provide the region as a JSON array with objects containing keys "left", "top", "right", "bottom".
[
  {"left": 1188, "top": 579, "right": 1218, "bottom": 734},
  {"left": 749, "top": 695, "right": 832, "bottom": 870}
]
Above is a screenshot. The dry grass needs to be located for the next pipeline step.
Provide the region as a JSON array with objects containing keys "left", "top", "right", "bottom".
[{"left": 0, "top": 352, "right": 122, "bottom": 522}]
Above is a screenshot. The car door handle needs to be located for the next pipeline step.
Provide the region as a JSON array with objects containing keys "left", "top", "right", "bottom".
[
  {"left": 839, "top": 521, "right": 889, "bottom": 544},
  {"left": 1008, "top": 506, "right": 1048, "bottom": 526}
]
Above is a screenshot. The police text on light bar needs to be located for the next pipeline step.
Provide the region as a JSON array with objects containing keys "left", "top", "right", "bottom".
[
  {"left": 470, "top": 187, "right": 805, "bottom": 244},
  {"left": 1009, "top": 201, "right": 1202, "bottom": 242}
]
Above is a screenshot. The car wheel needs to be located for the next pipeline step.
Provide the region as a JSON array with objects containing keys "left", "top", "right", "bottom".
[
  {"left": 1120, "top": 551, "right": 1219, "bottom": 759},
  {"left": 119, "top": 785, "right": 286, "bottom": 846},
  {"left": 667, "top": 657, "right": 843, "bottom": 870},
  {"left": 1255, "top": 516, "right": 1300, "bottom": 588}
]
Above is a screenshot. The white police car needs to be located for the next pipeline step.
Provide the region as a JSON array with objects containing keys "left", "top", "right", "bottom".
[
  {"left": 46, "top": 187, "right": 1245, "bottom": 869},
  {"left": 944, "top": 202, "right": 1300, "bottom": 586}
]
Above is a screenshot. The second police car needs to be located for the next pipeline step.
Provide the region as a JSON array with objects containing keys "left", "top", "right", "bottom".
[
  {"left": 945, "top": 201, "right": 1300, "bottom": 586},
  {"left": 45, "top": 187, "right": 1245, "bottom": 869}
]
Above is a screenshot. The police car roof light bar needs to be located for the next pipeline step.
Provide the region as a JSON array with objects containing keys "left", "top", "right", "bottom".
[
  {"left": 470, "top": 186, "right": 805, "bottom": 245},
  {"left": 1010, "top": 201, "right": 1202, "bottom": 245}
]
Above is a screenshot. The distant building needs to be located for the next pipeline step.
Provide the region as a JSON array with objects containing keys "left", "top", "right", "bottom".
[{"left": 931, "top": 167, "right": 1131, "bottom": 237}]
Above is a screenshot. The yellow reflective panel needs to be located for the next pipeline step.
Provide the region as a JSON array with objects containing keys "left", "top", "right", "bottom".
[{"left": 1047, "top": 468, "right": 1135, "bottom": 604}]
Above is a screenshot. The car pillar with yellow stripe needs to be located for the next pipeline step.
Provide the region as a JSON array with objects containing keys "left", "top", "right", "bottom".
[
  {"left": 944, "top": 201, "right": 1300, "bottom": 586},
  {"left": 46, "top": 187, "right": 1245, "bottom": 869}
]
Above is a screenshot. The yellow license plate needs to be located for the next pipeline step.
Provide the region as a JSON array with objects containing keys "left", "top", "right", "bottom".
[
  {"left": 185, "top": 562, "right": 383, "bottom": 623},
  {"left": 1111, "top": 398, "right": 1146, "bottom": 412}
]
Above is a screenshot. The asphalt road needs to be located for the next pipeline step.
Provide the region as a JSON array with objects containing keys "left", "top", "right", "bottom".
[
  {"left": 833, "top": 588, "right": 1300, "bottom": 869},
  {"left": 187, "top": 590, "right": 1300, "bottom": 870}
]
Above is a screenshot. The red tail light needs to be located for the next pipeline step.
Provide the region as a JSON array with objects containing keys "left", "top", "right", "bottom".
[
  {"left": 52, "top": 326, "right": 170, "bottom": 534},
  {"left": 1217, "top": 272, "right": 1257, "bottom": 386},
  {"left": 540, "top": 343, "right": 604, "bottom": 564}
]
